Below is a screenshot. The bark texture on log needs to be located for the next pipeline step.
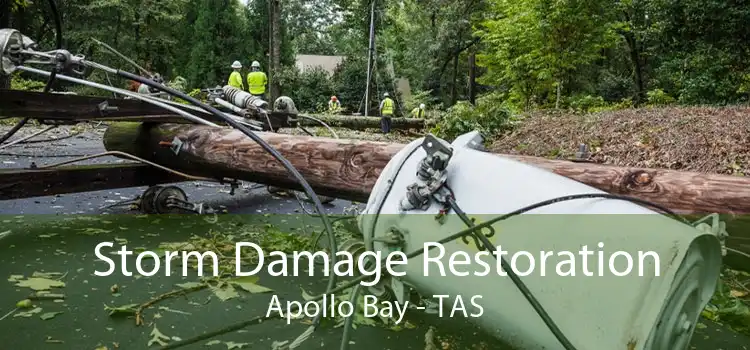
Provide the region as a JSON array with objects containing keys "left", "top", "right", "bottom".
[
  {"left": 103, "top": 122, "right": 750, "bottom": 216},
  {"left": 300, "top": 114, "right": 434, "bottom": 131},
  {"left": 103, "top": 123, "right": 402, "bottom": 201}
]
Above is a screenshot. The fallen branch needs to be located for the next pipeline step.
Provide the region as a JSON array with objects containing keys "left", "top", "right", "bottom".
[{"left": 135, "top": 284, "right": 207, "bottom": 326}]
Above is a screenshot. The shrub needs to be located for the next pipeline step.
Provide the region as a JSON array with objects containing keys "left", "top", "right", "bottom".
[
  {"left": 430, "top": 92, "right": 516, "bottom": 141},
  {"left": 568, "top": 94, "right": 607, "bottom": 113},
  {"left": 646, "top": 88, "right": 676, "bottom": 106},
  {"left": 277, "top": 65, "right": 334, "bottom": 113},
  {"left": 11, "top": 74, "right": 46, "bottom": 91}
]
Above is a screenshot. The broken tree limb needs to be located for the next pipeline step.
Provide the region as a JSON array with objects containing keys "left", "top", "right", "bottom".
[
  {"left": 103, "top": 122, "right": 750, "bottom": 216},
  {"left": 299, "top": 114, "right": 434, "bottom": 131}
]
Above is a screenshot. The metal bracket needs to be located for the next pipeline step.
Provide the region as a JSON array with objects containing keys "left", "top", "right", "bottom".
[
  {"left": 451, "top": 130, "right": 485, "bottom": 151},
  {"left": 98, "top": 101, "right": 119, "bottom": 116},
  {"left": 692, "top": 213, "right": 729, "bottom": 256},
  {"left": 399, "top": 134, "right": 454, "bottom": 211},
  {"left": 169, "top": 137, "right": 183, "bottom": 155}
]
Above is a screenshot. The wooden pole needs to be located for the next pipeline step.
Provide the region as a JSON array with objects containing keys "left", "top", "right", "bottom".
[
  {"left": 0, "top": 0, "right": 11, "bottom": 90},
  {"left": 103, "top": 122, "right": 750, "bottom": 216},
  {"left": 0, "top": 163, "right": 184, "bottom": 200},
  {"left": 299, "top": 114, "right": 433, "bottom": 131}
]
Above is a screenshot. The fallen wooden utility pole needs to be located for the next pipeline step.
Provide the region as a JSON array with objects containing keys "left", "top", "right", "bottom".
[
  {"left": 301, "top": 114, "right": 434, "bottom": 131},
  {"left": 0, "top": 163, "right": 183, "bottom": 200},
  {"left": 104, "top": 122, "right": 750, "bottom": 216}
]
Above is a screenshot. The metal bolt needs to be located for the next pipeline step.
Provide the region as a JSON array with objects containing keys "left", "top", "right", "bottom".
[{"left": 677, "top": 314, "right": 691, "bottom": 333}]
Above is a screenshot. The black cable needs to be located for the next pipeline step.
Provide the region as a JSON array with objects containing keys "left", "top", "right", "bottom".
[
  {"left": 366, "top": 144, "right": 423, "bottom": 250},
  {"left": 339, "top": 284, "right": 363, "bottom": 350},
  {"left": 47, "top": 0, "right": 62, "bottom": 50},
  {"left": 450, "top": 195, "right": 573, "bottom": 348},
  {"left": 0, "top": 0, "right": 62, "bottom": 145},
  {"left": 0, "top": 118, "right": 30, "bottom": 144},
  {"left": 0, "top": 72, "right": 58, "bottom": 146},
  {"left": 119, "top": 71, "right": 339, "bottom": 328},
  {"left": 337, "top": 192, "right": 687, "bottom": 350}
]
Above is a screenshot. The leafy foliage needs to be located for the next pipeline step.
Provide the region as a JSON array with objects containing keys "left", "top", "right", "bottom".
[
  {"left": 431, "top": 92, "right": 516, "bottom": 141},
  {"left": 703, "top": 269, "right": 750, "bottom": 336},
  {"left": 277, "top": 66, "right": 335, "bottom": 113}
]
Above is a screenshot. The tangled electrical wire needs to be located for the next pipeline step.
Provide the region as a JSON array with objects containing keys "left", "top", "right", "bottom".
[{"left": 2, "top": 0, "right": 339, "bottom": 342}]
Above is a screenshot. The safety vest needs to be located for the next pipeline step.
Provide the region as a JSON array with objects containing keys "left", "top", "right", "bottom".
[
  {"left": 246, "top": 71, "right": 268, "bottom": 95},
  {"left": 411, "top": 107, "right": 424, "bottom": 118},
  {"left": 381, "top": 98, "right": 394, "bottom": 116},
  {"left": 228, "top": 71, "right": 243, "bottom": 90}
]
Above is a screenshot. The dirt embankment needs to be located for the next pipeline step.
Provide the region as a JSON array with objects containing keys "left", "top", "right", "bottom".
[{"left": 490, "top": 106, "right": 750, "bottom": 175}]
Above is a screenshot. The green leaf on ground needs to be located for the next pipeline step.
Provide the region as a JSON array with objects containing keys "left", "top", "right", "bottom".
[
  {"left": 16, "top": 299, "right": 32, "bottom": 308},
  {"left": 205, "top": 340, "right": 221, "bottom": 346},
  {"left": 158, "top": 241, "right": 195, "bottom": 250},
  {"left": 40, "top": 311, "right": 63, "bottom": 320},
  {"left": 15, "top": 277, "right": 65, "bottom": 291},
  {"left": 176, "top": 282, "right": 205, "bottom": 290},
  {"left": 225, "top": 341, "right": 249, "bottom": 349},
  {"left": 79, "top": 228, "right": 112, "bottom": 235},
  {"left": 7, "top": 274, "right": 24, "bottom": 282},
  {"left": 104, "top": 303, "right": 138, "bottom": 316},
  {"left": 230, "top": 276, "right": 273, "bottom": 294},
  {"left": 148, "top": 325, "right": 171, "bottom": 347},
  {"left": 32, "top": 271, "right": 65, "bottom": 279},
  {"left": 210, "top": 283, "right": 239, "bottom": 301},
  {"left": 14, "top": 307, "right": 42, "bottom": 318}
]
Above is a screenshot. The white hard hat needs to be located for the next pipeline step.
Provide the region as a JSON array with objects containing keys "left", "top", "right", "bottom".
[
  {"left": 420, "top": 103, "right": 425, "bottom": 109},
  {"left": 231, "top": 61, "right": 242, "bottom": 69},
  {"left": 383, "top": 92, "right": 389, "bottom": 97},
  {"left": 251, "top": 61, "right": 260, "bottom": 68}
]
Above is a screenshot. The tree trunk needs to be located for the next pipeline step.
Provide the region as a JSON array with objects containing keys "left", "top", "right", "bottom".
[
  {"left": 450, "top": 52, "right": 459, "bottom": 105},
  {"left": 0, "top": 0, "right": 11, "bottom": 90},
  {"left": 622, "top": 13, "right": 645, "bottom": 106},
  {"left": 298, "top": 115, "right": 434, "bottom": 131},
  {"left": 269, "top": 0, "right": 281, "bottom": 101},
  {"left": 468, "top": 49, "right": 476, "bottom": 104},
  {"left": 103, "top": 122, "right": 750, "bottom": 215}
]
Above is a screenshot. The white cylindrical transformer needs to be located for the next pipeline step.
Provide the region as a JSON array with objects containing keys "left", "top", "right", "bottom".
[
  {"left": 358, "top": 131, "right": 722, "bottom": 350},
  {"left": 222, "top": 85, "right": 268, "bottom": 110}
]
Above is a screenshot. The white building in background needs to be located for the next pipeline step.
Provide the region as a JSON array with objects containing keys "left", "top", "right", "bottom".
[
  {"left": 295, "top": 55, "right": 345, "bottom": 76},
  {"left": 294, "top": 54, "right": 412, "bottom": 100}
]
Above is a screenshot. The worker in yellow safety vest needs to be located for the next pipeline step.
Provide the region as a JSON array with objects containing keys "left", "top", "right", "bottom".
[
  {"left": 410, "top": 103, "right": 426, "bottom": 118},
  {"left": 227, "top": 61, "right": 244, "bottom": 90},
  {"left": 379, "top": 92, "right": 394, "bottom": 133},
  {"left": 328, "top": 96, "right": 341, "bottom": 113},
  {"left": 246, "top": 61, "right": 268, "bottom": 99}
]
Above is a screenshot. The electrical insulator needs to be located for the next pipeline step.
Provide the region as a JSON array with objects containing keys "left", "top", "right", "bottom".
[{"left": 222, "top": 85, "right": 268, "bottom": 110}]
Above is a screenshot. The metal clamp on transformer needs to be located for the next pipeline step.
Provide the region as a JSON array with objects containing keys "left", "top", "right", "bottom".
[{"left": 399, "top": 134, "right": 454, "bottom": 211}]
